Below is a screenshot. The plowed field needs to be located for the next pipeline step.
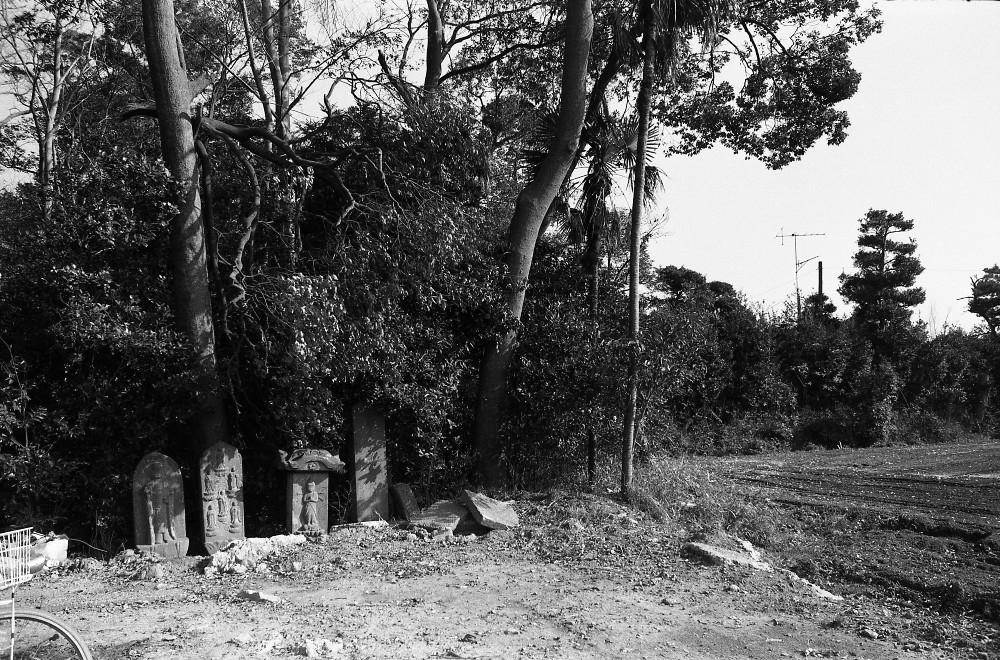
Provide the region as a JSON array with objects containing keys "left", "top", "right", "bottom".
[{"left": 723, "top": 442, "right": 1000, "bottom": 530}]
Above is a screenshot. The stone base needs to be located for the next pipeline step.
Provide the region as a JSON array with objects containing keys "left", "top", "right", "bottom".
[
  {"left": 297, "top": 528, "right": 325, "bottom": 539},
  {"left": 137, "top": 538, "right": 189, "bottom": 559}
]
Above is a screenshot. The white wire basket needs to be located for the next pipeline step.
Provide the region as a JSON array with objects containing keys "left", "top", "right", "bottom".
[{"left": 0, "top": 527, "right": 32, "bottom": 591}]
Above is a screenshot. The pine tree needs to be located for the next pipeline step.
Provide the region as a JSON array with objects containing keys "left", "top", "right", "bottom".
[
  {"left": 969, "top": 266, "right": 1000, "bottom": 339},
  {"left": 838, "top": 209, "right": 925, "bottom": 360}
]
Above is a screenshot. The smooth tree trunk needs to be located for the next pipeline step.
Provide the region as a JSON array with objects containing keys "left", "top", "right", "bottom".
[
  {"left": 276, "top": 0, "right": 292, "bottom": 137},
  {"left": 471, "top": 0, "right": 594, "bottom": 485},
  {"left": 621, "top": 24, "right": 656, "bottom": 498},
  {"left": 141, "top": 0, "right": 229, "bottom": 453},
  {"left": 423, "top": 0, "right": 445, "bottom": 93},
  {"left": 582, "top": 198, "right": 602, "bottom": 486},
  {"left": 260, "top": 0, "right": 288, "bottom": 136}
]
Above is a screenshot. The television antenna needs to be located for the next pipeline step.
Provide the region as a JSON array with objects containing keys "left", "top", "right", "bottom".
[{"left": 776, "top": 229, "right": 825, "bottom": 321}]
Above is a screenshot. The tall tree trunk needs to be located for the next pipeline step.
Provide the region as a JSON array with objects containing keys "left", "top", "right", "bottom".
[
  {"left": 582, "top": 196, "right": 603, "bottom": 486},
  {"left": 276, "top": 0, "right": 292, "bottom": 138},
  {"left": 141, "top": 0, "right": 229, "bottom": 454},
  {"left": 38, "top": 13, "right": 64, "bottom": 221},
  {"left": 471, "top": 0, "right": 593, "bottom": 485},
  {"left": 260, "top": 0, "right": 286, "bottom": 135},
  {"left": 423, "top": 0, "right": 445, "bottom": 93},
  {"left": 621, "top": 24, "right": 655, "bottom": 498}
]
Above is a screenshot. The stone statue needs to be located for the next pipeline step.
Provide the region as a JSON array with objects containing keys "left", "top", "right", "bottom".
[
  {"left": 302, "top": 481, "right": 321, "bottom": 531},
  {"left": 133, "top": 452, "right": 188, "bottom": 558},
  {"left": 206, "top": 502, "right": 217, "bottom": 534},
  {"left": 229, "top": 499, "right": 241, "bottom": 530}
]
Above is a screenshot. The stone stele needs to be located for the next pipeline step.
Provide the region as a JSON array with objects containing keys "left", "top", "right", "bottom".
[
  {"left": 132, "top": 452, "right": 189, "bottom": 558},
  {"left": 200, "top": 441, "right": 246, "bottom": 554},
  {"left": 389, "top": 483, "right": 420, "bottom": 521},
  {"left": 352, "top": 404, "right": 389, "bottom": 522},
  {"left": 278, "top": 448, "right": 346, "bottom": 536}
]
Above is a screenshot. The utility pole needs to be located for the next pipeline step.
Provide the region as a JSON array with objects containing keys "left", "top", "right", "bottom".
[{"left": 776, "top": 229, "right": 825, "bottom": 322}]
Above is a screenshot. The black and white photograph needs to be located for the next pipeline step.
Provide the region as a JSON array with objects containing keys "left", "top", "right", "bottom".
[{"left": 1, "top": 0, "right": 998, "bottom": 657}]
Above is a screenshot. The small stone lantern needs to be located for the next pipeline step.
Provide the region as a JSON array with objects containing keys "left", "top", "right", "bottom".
[{"left": 277, "top": 448, "right": 346, "bottom": 536}]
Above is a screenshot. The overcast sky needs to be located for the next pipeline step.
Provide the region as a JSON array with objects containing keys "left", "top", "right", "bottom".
[{"left": 649, "top": 0, "right": 1000, "bottom": 331}]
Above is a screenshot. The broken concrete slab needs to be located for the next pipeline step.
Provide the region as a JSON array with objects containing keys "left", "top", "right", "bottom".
[
  {"left": 390, "top": 483, "right": 421, "bottom": 521},
  {"left": 410, "top": 500, "right": 468, "bottom": 533},
  {"left": 681, "top": 541, "right": 773, "bottom": 571},
  {"left": 410, "top": 500, "right": 489, "bottom": 535},
  {"left": 459, "top": 490, "right": 519, "bottom": 530},
  {"left": 682, "top": 541, "right": 844, "bottom": 602},
  {"left": 777, "top": 568, "right": 844, "bottom": 602}
]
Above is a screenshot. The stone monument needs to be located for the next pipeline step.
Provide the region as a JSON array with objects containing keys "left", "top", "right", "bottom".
[
  {"left": 277, "top": 448, "right": 346, "bottom": 535},
  {"left": 200, "top": 441, "right": 245, "bottom": 553},
  {"left": 132, "top": 452, "right": 189, "bottom": 558},
  {"left": 352, "top": 404, "right": 389, "bottom": 522}
]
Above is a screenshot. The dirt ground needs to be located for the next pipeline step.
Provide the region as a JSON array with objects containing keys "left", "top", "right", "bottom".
[{"left": 14, "top": 442, "right": 1000, "bottom": 660}]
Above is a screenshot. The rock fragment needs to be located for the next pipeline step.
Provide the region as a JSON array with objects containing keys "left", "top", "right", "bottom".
[
  {"left": 459, "top": 490, "right": 519, "bottom": 530},
  {"left": 207, "top": 534, "right": 307, "bottom": 574},
  {"left": 238, "top": 589, "right": 284, "bottom": 604},
  {"left": 410, "top": 500, "right": 488, "bottom": 535},
  {"left": 681, "top": 542, "right": 772, "bottom": 571}
]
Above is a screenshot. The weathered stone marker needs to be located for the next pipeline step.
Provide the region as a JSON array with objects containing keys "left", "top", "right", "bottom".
[
  {"left": 277, "top": 448, "right": 346, "bottom": 536},
  {"left": 351, "top": 404, "right": 389, "bottom": 522},
  {"left": 200, "top": 441, "right": 245, "bottom": 553},
  {"left": 389, "top": 483, "right": 420, "bottom": 521},
  {"left": 132, "top": 452, "right": 189, "bottom": 558}
]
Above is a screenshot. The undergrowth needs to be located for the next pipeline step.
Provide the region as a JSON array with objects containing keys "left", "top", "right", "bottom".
[{"left": 629, "top": 455, "right": 780, "bottom": 548}]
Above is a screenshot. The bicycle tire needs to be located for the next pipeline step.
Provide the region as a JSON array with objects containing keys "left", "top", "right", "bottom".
[{"left": 1, "top": 609, "right": 93, "bottom": 660}]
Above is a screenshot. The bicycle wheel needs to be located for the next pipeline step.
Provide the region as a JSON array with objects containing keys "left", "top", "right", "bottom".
[{"left": 1, "top": 609, "right": 93, "bottom": 660}]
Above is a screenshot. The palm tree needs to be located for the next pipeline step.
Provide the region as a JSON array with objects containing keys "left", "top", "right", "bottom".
[
  {"left": 575, "top": 111, "right": 662, "bottom": 484},
  {"left": 526, "top": 107, "right": 662, "bottom": 486},
  {"left": 621, "top": 0, "right": 736, "bottom": 497}
]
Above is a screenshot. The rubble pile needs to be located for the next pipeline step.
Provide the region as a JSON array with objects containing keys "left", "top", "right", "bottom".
[{"left": 204, "top": 534, "right": 307, "bottom": 575}]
